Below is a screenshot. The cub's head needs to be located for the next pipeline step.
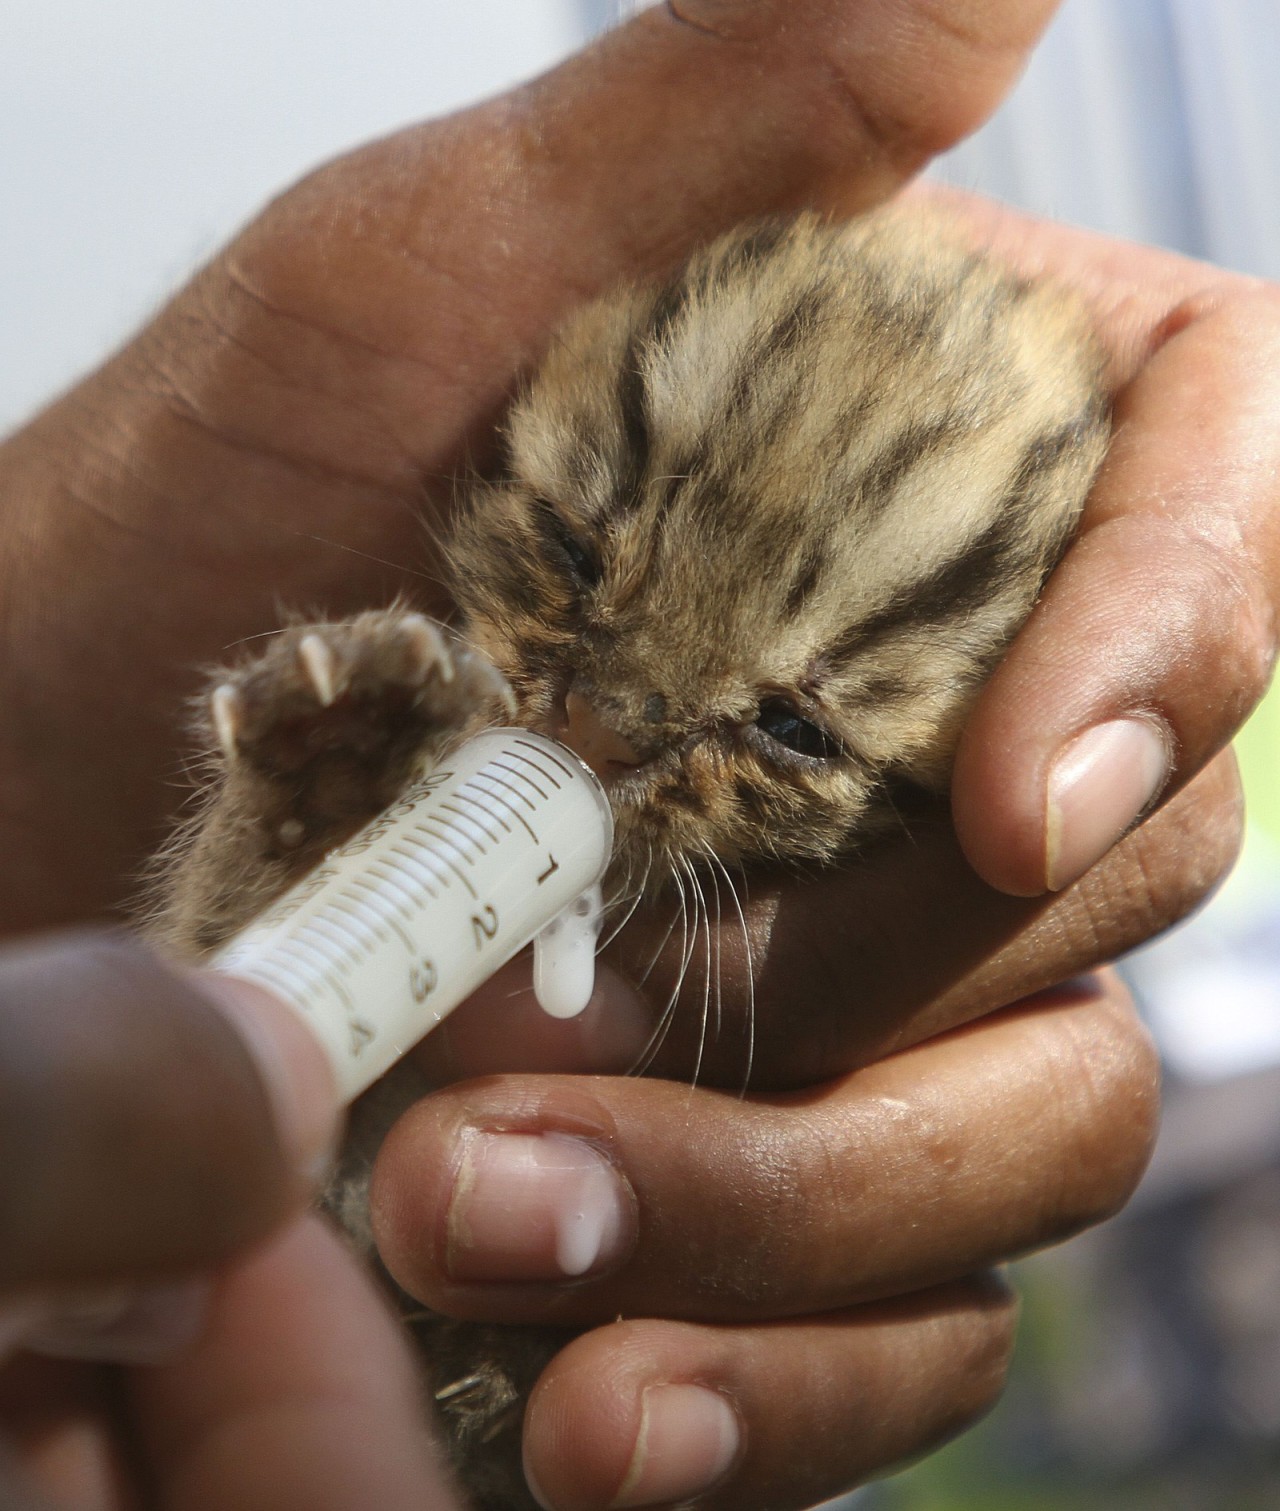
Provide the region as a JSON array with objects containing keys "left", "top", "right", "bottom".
[{"left": 450, "top": 214, "right": 1108, "bottom": 891}]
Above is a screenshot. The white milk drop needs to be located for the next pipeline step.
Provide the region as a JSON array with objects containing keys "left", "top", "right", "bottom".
[
  {"left": 213, "top": 729, "right": 613, "bottom": 1103},
  {"left": 532, "top": 882, "right": 606, "bottom": 1019}
]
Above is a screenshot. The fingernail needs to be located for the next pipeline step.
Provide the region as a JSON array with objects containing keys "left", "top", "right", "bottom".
[
  {"left": 198, "top": 974, "right": 341, "bottom": 1185},
  {"left": 1045, "top": 717, "right": 1171, "bottom": 891},
  {"left": 447, "top": 1132, "right": 635, "bottom": 1282},
  {"left": 610, "top": 1385, "right": 742, "bottom": 1509},
  {"left": 25, "top": 1278, "right": 211, "bottom": 1366}
]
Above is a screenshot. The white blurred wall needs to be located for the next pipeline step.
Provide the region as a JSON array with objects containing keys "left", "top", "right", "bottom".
[
  {"left": 931, "top": 0, "right": 1280, "bottom": 279},
  {"left": 7, "top": 1, "right": 1280, "bottom": 433},
  {"left": 1, "top": 0, "right": 608, "bottom": 436}
]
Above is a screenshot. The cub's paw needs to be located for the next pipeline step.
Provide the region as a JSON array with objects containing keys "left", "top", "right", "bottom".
[{"left": 207, "top": 609, "right": 514, "bottom": 855}]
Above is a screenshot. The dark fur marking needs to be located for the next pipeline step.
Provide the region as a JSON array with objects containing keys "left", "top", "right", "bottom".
[
  {"left": 840, "top": 673, "right": 917, "bottom": 709},
  {"left": 856, "top": 269, "right": 940, "bottom": 353},
  {"left": 487, "top": 534, "right": 550, "bottom": 617},
  {"left": 1011, "top": 414, "right": 1097, "bottom": 493},
  {"left": 730, "top": 221, "right": 791, "bottom": 268},
  {"left": 720, "top": 286, "right": 824, "bottom": 432},
  {"left": 785, "top": 547, "right": 828, "bottom": 617},
  {"left": 652, "top": 434, "right": 711, "bottom": 531},
  {"left": 819, "top": 392, "right": 876, "bottom": 472},
  {"left": 733, "top": 776, "right": 772, "bottom": 822},
  {"left": 615, "top": 340, "right": 651, "bottom": 509},
  {"left": 663, "top": 780, "right": 706, "bottom": 812},
  {"left": 678, "top": 298, "right": 828, "bottom": 538},
  {"left": 562, "top": 414, "right": 601, "bottom": 498},
  {"left": 853, "top": 416, "right": 968, "bottom": 521},
  {"left": 646, "top": 278, "right": 693, "bottom": 351},
  {"left": 827, "top": 511, "right": 1027, "bottom": 666}
]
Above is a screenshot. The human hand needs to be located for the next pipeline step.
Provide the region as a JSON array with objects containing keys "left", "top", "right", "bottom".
[
  {"left": 0, "top": 1, "right": 1262, "bottom": 1507},
  {"left": 0, "top": 930, "right": 462, "bottom": 1510}
]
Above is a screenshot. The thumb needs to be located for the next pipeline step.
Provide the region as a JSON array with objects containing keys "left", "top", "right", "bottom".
[{"left": 0, "top": 930, "right": 338, "bottom": 1289}]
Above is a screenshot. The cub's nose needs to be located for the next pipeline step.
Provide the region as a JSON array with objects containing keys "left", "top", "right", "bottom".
[{"left": 557, "top": 691, "right": 643, "bottom": 781}]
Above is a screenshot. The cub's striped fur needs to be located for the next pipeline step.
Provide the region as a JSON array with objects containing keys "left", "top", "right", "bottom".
[
  {"left": 152, "top": 208, "right": 1110, "bottom": 1511},
  {"left": 455, "top": 210, "right": 1107, "bottom": 897}
]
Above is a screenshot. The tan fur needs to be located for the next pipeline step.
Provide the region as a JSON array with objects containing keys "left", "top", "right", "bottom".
[{"left": 148, "top": 209, "right": 1110, "bottom": 1511}]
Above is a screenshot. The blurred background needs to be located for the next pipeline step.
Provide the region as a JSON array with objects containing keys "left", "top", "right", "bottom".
[{"left": 6, "top": 1, "right": 1280, "bottom": 1506}]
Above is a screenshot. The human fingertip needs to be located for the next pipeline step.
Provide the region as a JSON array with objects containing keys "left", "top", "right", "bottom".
[
  {"left": 196, "top": 973, "right": 341, "bottom": 1186},
  {"left": 23, "top": 1277, "right": 211, "bottom": 1366},
  {"left": 525, "top": 1381, "right": 742, "bottom": 1511},
  {"left": 1044, "top": 716, "right": 1172, "bottom": 891},
  {"left": 608, "top": 1385, "right": 742, "bottom": 1509},
  {"left": 445, "top": 1131, "right": 635, "bottom": 1284}
]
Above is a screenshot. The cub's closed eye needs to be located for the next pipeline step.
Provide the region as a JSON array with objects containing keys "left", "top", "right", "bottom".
[
  {"left": 535, "top": 500, "right": 602, "bottom": 589},
  {"left": 755, "top": 697, "right": 843, "bottom": 760}
]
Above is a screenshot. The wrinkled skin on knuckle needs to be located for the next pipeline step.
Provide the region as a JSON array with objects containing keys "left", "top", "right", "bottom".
[
  {"left": 1087, "top": 514, "right": 1279, "bottom": 762},
  {"left": 932, "top": 753, "right": 1242, "bottom": 1038},
  {"left": 667, "top": 0, "right": 1052, "bottom": 170},
  {"left": 939, "top": 1270, "right": 1021, "bottom": 1432},
  {"left": 836, "top": 1274, "right": 1021, "bottom": 1494},
  {"left": 1111, "top": 750, "right": 1244, "bottom": 937},
  {"left": 654, "top": 1106, "right": 822, "bottom": 1311},
  {"left": 1023, "top": 992, "right": 1161, "bottom": 1243}
]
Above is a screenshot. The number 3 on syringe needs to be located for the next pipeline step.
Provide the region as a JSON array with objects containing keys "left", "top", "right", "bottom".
[
  {"left": 410, "top": 960, "right": 438, "bottom": 1002},
  {"left": 471, "top": 905, "right": 499, "bottom": 949}
]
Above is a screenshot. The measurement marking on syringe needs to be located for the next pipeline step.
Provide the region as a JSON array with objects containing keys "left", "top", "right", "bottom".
[
  {"left": 438, "top": 809, "right": 492, "bottom": 860},
  {"left": 244, "top": 960, "right": 297, "bottom": 1002},
  {"left": 416, "top": 817, "right": 481, "bottom": 865},
  {"left": 480, "top": 765, "right": 538, "bottom": 813},
  {"left": 467, "top": 771, "right": 539, "bottom": 838},
  {"left": 303, "top": 912, "right": 365, "bottom": 971},
  {"left": 513, "top": 737, "right": 579, "bottom": 785},
  {"left": 275, "top": 927, "right": 345, "bottom": 985},
  {"left": 278, "top": 951, "right": 359, "bottom": 1021},
  {"left": 492, "top": 758, "right": 550, "bottom": 802},
  {"left": 375, "top": 848, "right": 444, "bottom": 902},
  {"left": 458, "top": 779, "right": 513, "bottom": 835},
  {"left": 252, "top": 949, "right": 356, "bottom": 1016},
  {"left": 465, "top": 776, "right": 532, "bottom": 838},
  {"left": 409, "top": 824, "right": 478, "bottom": 897},
  {"left": 358, "top": 859, "right": 423, "bottom": 925},
  {"left": 383, "top": 845, "right": 448, "bottom": 911},
  {"left": 345, "top": 874, "right": 417, "bottom": 950},
  {"left": 325, "top": 889, "right": 386, "bottom": 940},
  {"left": 332, "top": 884, "right": 410, "bottom": 954},
  {"left": 509, "top": 749, "right": 564, "bottom": 790},
  {"left": 438, "top": 801, "right": 498, "bottom": 851},
  {"left": 285, "top": 919, "right": 347, "bottom": 971},
  {"left": 441, "top": 796, "right": 503, "bottom": 846}
]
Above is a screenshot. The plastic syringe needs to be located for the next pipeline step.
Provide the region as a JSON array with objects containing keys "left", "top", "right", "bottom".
[{"left": 212, "top": 729, "right": 613, "bottom": 1104}]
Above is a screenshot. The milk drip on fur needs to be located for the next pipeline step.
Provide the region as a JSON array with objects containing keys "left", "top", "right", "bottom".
[{"left": 212, "top": 730, "right": 612, "bottom": 1103}]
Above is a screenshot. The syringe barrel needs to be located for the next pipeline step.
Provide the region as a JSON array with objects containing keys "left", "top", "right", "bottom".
[{"left": 212, "top": 729, "right": 612, "bottom": 1103}]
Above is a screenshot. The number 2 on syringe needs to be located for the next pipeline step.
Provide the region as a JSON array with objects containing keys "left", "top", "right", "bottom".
[{"left": 470, "top": 905, "right": 499, "bottom": 949}]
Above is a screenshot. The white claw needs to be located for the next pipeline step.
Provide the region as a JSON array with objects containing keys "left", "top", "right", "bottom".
[
  {"left": 487, "top": 664, "right": 518, "bottom": 718},
  {"left": 299, "top": 633, "right": 338, "bottom": 706},
  {"left": 400, "top": 612, "right": 453, "bottom": 683},
  {"left": 211, "top": 684, "right": 241, "bottom": 762}
]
